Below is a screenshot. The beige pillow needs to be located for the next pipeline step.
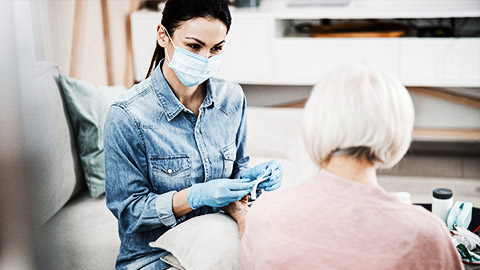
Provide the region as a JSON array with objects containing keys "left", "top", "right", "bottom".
[
  {"left": 160, "top": 254, "right": 185, "bottom": 270},
  {"left": 150, "top": 213, "right": 241, "bottom": 270}
]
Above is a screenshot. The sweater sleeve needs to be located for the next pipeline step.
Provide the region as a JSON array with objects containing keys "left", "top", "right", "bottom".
[{"left": 400, "top": 212, "right": 464, "bottom": 270}]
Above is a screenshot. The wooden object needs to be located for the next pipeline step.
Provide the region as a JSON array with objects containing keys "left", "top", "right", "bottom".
[
  {"left": 309, "top": 22, "right": 407, "bottom": 38},
  {"left": 413, "top": 128, "right": 480, "bottom": 141},
  {"left": 124, "top": 0, "right": 142, "bottom": 86},
  {"left": 274, "top": 99, "right": 307, "bottom": 108},
  {"left": 70, "top": 0, "right": 85, "bottom": 78},
  {"left": 100, "top": 0, "right": 113, "bottom": 85},
  {"left": 408, "top": 87, "right": 480, "bottom": 109}
]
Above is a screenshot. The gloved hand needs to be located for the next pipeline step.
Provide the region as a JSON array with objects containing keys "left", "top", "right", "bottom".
[
  {"left": 240, "top": 160, "right": 283, "bottom": 191},
  {"left": 187, "top": 179, "right": 255, "bottom": 209}
]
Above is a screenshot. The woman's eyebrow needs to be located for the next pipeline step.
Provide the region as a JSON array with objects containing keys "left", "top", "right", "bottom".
[
  {"left": 214, "top": 40, "right": 226, "bottom": 46},
  {"left": 185, "top": 37, "right": 206, "bottom": 46},
  {"left": 185, "top": 37, "right": 225, "bottom": 47}
]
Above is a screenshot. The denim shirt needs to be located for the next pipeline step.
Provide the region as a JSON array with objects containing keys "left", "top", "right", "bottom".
[{"left": 104, "top": 62, "right": 249, "bottom": 268}]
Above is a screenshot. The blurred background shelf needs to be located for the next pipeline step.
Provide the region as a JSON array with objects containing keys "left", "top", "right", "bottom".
[{"left": 413, "top": 129, "right": 480, "bottom": 142}]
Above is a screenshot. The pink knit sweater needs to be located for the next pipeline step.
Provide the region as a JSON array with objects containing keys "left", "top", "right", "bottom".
[{"left": 240, "top": 170, "right": 463, "bottom": 270}]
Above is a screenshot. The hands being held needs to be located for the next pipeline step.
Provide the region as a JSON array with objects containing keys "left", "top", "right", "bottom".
[
  {"left": 221, "top": 195, "right": 249, "bottom": 221},
  {"left": 240, "top": 160, "right": 283, "bottom": 191},
  {"left": 221, "top": 195, "right": 249, "bottom": 238},
  {"left": 187, "top": 178, "right": 254, "bottom": 210},
  {"left": 186, "top": 160, "right": 283, "bottom": 210},
  {"left": 184, "top": 160, "right": 283, "bottom": 239}
]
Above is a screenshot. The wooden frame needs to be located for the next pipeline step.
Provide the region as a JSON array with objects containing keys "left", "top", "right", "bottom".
[
  {"left": 408, "top": 87, "right": 480, "bottom": 110},
  {"left": 100, "top": 0, "right": 113, "bottom": 85},
  {"left": 70, "top": 0, "right": 85, "bottom": 78},
  {"left": 124, "top": 0, "right": 142, "bottom": 86}
]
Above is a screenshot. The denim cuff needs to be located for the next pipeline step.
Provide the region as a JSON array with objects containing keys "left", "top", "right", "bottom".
[{"left": 155, "top": 190, "right": 178, "bottom": 227}]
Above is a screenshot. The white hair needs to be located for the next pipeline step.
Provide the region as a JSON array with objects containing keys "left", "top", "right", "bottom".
[{"left": 302, "top": 62, "right": 414, "bottom": 169}]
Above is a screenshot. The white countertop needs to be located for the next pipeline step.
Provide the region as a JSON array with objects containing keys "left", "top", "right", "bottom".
[{"left": 378, "top": 175, "right": 480, "bottom": 208}]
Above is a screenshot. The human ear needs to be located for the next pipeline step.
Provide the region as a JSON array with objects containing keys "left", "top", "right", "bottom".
[{"left": 157, "top": 24, "right": 169, "bottom": 48}]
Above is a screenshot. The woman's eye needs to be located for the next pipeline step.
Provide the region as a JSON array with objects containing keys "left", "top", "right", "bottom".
[
  {"left": 211, "top": 46, "right": 223, "bottom": 52},
  {"left": 188, "top": 44, "right": 201, "bottom": 50}
]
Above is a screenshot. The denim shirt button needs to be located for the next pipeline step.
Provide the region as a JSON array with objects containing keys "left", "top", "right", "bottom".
[
  {"left": 167, "top": 169, "right": 173, "bottom": 174},
  {"left": 195, "top": 129, "right": 200, "bottom": 134},
  {"left": 204, "top": 157, "right": 209, "bottom": 163}
]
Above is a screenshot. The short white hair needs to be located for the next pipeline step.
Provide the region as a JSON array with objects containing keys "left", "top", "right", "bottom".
[{"left": 302, "top": 62, "right": 414, "bottom": 169}]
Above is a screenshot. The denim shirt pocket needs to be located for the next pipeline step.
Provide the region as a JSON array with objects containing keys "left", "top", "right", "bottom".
[
  {"left": 150, "top": 155, "right": 191, "bottom": 193},
  {"left": 221, "top": 142, "right": 237, "bottom": 178}
]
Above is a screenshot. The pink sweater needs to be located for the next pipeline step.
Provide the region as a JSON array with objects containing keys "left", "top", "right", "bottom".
[{"left": 240, "top": 170, "right": 463, "bottom": 270}]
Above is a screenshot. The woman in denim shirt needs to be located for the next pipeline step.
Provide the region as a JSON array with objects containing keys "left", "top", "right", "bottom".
[{"left": 104, "top": 0, "right": 283, "bottom": 268}]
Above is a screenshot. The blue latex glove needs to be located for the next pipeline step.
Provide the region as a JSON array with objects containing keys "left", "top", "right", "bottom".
[
  {"left": 187, "top": 179, "right": 255, "bottom": 209},
  {"left": 240, "top": 160, "right": 283, "bottom": 191}
]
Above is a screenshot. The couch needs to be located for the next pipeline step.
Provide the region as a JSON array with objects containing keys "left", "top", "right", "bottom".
[{"left": 30, "top": 62, "right": 318, "bottom": 269}]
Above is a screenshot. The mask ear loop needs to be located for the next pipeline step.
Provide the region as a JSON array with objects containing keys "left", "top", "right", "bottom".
[{"left": 163, "top": 27, "right": 175, "bottom": 64}]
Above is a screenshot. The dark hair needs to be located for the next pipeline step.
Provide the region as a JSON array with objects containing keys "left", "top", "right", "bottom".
[
  {"left": 145, "top": 0, "right": 232, "bottom": 79},
  {"left": 326, "top": 146, "right": 381, "bottom": 165}
]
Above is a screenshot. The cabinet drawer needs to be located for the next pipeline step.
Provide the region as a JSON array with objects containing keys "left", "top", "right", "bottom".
[
  {"left": 400, "top": 38, "right": 480, "bottom": 87},
  {"left": 274, "top": 38, "right": 400, "bottom": 85}
]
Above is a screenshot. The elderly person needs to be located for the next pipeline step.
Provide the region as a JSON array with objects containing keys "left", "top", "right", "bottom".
[{"left": 234, "top": 63, "right": 463, "bottom": 269}]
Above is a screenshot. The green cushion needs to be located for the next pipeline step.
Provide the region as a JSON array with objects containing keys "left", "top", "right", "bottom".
[{"left": 59, "top": 75, "right": 126, "bottom": 197}]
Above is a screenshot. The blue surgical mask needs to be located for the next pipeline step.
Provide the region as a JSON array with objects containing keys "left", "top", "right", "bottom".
[{"left": 164, "top": 29, "right": 223, "bottom": 87}]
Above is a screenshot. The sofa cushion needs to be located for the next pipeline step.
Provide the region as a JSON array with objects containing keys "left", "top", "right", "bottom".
[
  {"left": 59, "top": 75, "right": 127, "bottom": 197},
  {"left": 22, "top": 62, "right": 84, "bottom": 226},
  {"left": 37, "top": 191, "right": 119, "bottom": 270}
]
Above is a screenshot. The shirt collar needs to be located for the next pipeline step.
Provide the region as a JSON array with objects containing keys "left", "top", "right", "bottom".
[
  {"left": 151, "top": 59, "right": 215, "bottom": 121},
  {"left": 202, "top": 82, "right": 214, "bottom": 108}
]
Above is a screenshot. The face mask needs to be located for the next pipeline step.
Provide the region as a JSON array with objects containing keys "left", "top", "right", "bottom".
[{"left": 164, "top": 29, "right": 223, "bottom": 87}]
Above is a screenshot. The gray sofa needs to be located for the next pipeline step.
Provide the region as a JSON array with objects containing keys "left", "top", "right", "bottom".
[
  {"left": 29, "top": 62, "right": 318, "bottom": 269},
  {"left": 29, "top": 62, "right": 120, "bottom": 269}
]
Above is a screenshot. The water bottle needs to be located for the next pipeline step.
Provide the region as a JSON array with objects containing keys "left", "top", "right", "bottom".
[{"left": 432, "top": 188, "right": 453, "bottom": 223}]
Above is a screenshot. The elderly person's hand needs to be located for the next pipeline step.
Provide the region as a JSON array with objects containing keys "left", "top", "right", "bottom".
[
  {"left": 221, "top": 195, "right": 249, "bottom": 238},
  {"left": 240, "top": 160, "right": 283, "bottom": 191}
]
